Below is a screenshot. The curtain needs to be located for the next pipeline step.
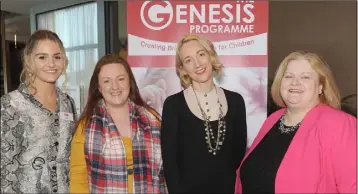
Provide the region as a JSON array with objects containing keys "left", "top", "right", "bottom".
[{"left": 37, "top": 2, "right": 98, "bottom": 112}]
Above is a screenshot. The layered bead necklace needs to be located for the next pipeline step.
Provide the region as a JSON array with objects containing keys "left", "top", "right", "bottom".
[
  {"left": 279, "top": 110, "right": 302, "bottom": 134},
  {"left": 192, "top": 85, "right": 227, "bottom": 155}
]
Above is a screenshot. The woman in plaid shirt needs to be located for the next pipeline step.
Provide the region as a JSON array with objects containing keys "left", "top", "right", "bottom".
[{"left": 69, "top": 54, "right": 166, "bottom": 193}]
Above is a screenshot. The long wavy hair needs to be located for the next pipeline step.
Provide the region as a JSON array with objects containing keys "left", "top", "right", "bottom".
[
  {"left": 20, "top": 30, "right": 68, "bottom": 94},
  {"left": 75, "top": 54, "right": 161, "bottom": 131}
]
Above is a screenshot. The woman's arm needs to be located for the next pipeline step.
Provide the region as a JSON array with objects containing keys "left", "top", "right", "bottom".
[
  {"left": 159, "top": 163, "right": 168, "bottom": 194},
  {"left": 232, "top": 93, "right": 248, "bottom": 169},
  {"left": 329, "top": 113, "right": 356, "bottom": 193},
  {"left": 1, "top": 95, "right": 22, "bottom": 193},
  {"left": 161, "top": 96, "right": 181, "bottom": 193},
  {"left": 69, "top": 121, "right": 89, "bottom": 194}
]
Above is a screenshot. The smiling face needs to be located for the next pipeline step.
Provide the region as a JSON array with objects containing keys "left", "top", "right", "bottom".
[
  {"left": 280, "top": 59, "right": 323, "bottom": 110},
  {"left": 179, "top": 40, "right": 213, "bottom": 86},
  {"left": 31, "top": 40, "right": 65, "bottom": 84},
  {"left": 98, "top": 63, "right": 130, "bottom": 108}
]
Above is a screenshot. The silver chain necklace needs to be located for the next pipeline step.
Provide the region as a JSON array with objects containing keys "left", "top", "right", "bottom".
[
  {"left": 279, "top": 111, "right": 302, "bottom": 134},
  {"left": 192, "top": 85, "right": 226, "bottom": 155}
]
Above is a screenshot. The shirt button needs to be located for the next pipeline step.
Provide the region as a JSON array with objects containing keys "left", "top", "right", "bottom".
[{"left": 127, "top": 168, "right": 133, "bottom": 175}]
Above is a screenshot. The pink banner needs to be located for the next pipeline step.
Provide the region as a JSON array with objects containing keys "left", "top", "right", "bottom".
[{"left": 127, "top": 0, "right": 268, "bottom": 147}]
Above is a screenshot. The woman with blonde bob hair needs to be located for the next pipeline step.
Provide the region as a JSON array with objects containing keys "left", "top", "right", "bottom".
[
  {"left": 271, "top": 51, "right": 341, "bottom": 109},
  {"left": 175, "top": 34, "right": 224, "bottom": 88},
  {"left": 161, "top": 34, "right": 247, "bottom": 193},
  {"left": 1, "top": 30, "right": 76, "bottom": 193},
  {"left": 235, "top": 51, "right": 356, "bottom": 193}
]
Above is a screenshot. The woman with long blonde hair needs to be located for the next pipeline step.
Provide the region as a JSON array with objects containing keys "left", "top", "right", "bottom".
[{"left": 1, "top": 30, "right": 76, "bottom": 193}]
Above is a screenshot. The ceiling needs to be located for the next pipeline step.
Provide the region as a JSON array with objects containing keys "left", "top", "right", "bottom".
[
  {"left": 2, "top": 0, "right": 95, "bottom": 41},
  {"left": 1, "top": 0, "right": 48, "bottom": 14},
  {"left": 1, "top": 0, "right": 90, "bottom": 14},
  {"left": 1, "top": 0, "right": 51, "bottom": 40}
]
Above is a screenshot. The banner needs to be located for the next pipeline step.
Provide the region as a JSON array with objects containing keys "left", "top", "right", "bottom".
[{"left": 127, "top": 0, "right": 268, "bottom": 147}]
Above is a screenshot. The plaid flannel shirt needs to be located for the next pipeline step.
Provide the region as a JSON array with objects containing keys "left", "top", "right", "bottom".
[{"left": 84, "top": 100, "right": 167, "bottom": 193}]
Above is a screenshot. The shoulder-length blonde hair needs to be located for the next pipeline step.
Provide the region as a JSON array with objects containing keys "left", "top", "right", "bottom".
[
  {"left": 271, "top": 51, "right": 341, "bottom": 109},
  {"left": 175, "top": 34, "right": 224, "bottom": 88},
  {"left": 20, "top": 30, "right": 68, "bottom": 94}
]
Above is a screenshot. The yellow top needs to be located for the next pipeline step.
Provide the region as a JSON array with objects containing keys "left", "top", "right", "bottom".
[
  {"left": 69, "top": 122, "right": 134, "bottom": 193},
  {"left": 122, "top": 136, "right": 134, "bottom": 193},
  {"left": 69, "top": 122, "right": 89, "bottom": 194}
]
